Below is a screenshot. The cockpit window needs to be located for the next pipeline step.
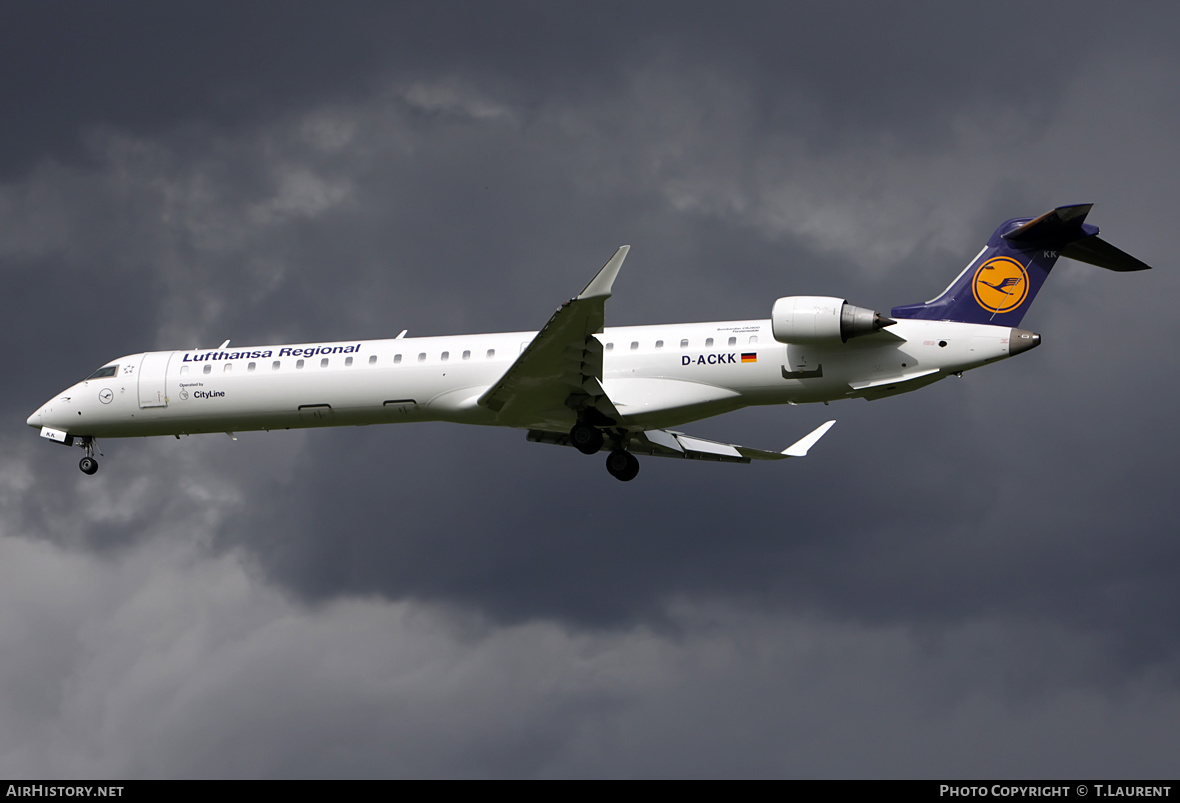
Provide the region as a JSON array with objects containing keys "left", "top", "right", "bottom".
[{"left": 86, "top": 365, "right": 118, "bottom": 380}]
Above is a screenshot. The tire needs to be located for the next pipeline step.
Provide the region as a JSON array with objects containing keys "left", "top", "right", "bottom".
[
  {"left": 570, "top": 423, "right": 604, "bottom": 455},
  {"left": 605, "top": 450, "right": 639, "bottom": 481}
]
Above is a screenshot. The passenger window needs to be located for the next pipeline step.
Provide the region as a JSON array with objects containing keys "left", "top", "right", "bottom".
[
  {"left": 486, "top": 349, "right": 495, "bottom": 359},
  {"left": 345, "top": 357, "right": 353, "bottom": 367},
  {"left": 728, "top": 336, "right": 737, "bottom": 346},
  {"left": 655, "top": 340, "right": 664, "bottom": 349},
  {"left": 248, "top": 362, "right": 256, "bottom": 372},
  {"left": 630, "top": 341, "right": 638, "bottom": 350},
  {"left": 394, "top": 354, "right": 402, "bottom": 364},
  {"left": 320, "top": 358, "right": 329, "bottom": 368},
  {"left": 462, "top": 350, "right": 471, "bottom": 360},
  {"left": 368, "top": 355, "right": 377, "bottom": 365},
  {"left": 272, "top": 361, "right": 281, "bottom": 371},
  {"left": 223, "top": 364, "right": 232, "bottom": 373},
  {"left": 203, "top": 365, "right": 211, "bottom": 375},
  {"left": 180, "top": 365, "right": 189, "bottom": 375},
  {"left": 706, "top": 337, "right": 714, "bottom": 347},
  {"left": 749, "top": 335, "right": 758, "bottom": 344},
  {"left": 296, "top": 359, "right": 305, "bottom": 369},
  {"left": 605, "top": 343, "right": 614, "bottom": 351},
  {"left": 441, "top": 351, "right": 449, "bottom": 362},
  {"left": 418, "top": 353, "right": 426, "bottom": 362},
  {"left": 680, "top": 339, "right": 688, "bottom": 348}
]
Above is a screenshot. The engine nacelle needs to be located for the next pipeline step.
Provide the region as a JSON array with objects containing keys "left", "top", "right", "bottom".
[{"left": 771, "top": 295, "right": 895, "bottom": 344}]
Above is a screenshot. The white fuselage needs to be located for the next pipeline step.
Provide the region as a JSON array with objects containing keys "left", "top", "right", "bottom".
[{"left": 28, "top": 317, "right": 1024, "bottom": 440}]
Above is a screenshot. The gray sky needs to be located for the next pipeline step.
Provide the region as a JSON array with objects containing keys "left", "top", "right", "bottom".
[{"left": 2, "top": 1, "right": 1178, "bottom": 778}]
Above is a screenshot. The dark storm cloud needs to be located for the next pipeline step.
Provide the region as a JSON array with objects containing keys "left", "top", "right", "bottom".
[
  {"left": 4, "top": 1, "right": 1163, "bottom": 178},
  {"left": 4, "top": 2, "right": 1180, "bottom": 778}
]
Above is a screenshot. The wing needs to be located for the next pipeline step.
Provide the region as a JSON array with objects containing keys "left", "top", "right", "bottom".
[
  {"left": 528, "top": 420, "right": 836, "bottom": 463},
  {"left": 478, "top": 246, "right": 629, "bottom": 429}
]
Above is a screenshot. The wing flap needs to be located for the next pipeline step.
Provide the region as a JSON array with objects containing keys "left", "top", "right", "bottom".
[
  {"left": 527, "top": 420, "right": 837, "bottom": 463},
  {"left": 667, "top": 434, "right": 743, "bottom": 459}
]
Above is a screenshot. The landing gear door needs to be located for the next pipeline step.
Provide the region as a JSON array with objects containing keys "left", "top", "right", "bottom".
[{"left": 138, "top": 351, "right": 172, "bottom": 408}]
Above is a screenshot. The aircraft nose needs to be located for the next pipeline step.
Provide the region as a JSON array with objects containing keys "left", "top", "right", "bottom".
[{"left": 27, "top": 408, "right": 42, "bottom": 429}]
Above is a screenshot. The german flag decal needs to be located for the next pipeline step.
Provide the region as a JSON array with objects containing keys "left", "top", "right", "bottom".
[{"left": 741, "top": 353, "right": 757, "bottom": 363}]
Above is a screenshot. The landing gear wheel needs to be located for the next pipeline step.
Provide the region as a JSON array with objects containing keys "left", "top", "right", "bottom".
[
  {"left": 605, "top": 450, "right": 639, "bottom": 482},
  {"left": 77, "top": 436, "right": 101, "bottom": 475},
  {"left": 570, "top": 422, "right": 604, "bottom": 455}
]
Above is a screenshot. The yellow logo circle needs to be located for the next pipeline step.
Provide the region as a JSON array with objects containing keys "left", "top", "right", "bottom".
[{"left": 972, "top": 256, "right": 1028, "bottom": 313}]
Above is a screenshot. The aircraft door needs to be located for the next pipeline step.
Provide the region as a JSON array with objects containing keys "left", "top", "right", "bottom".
[{"left": 138, "top": 351, "right": 172, "bottom": 408}]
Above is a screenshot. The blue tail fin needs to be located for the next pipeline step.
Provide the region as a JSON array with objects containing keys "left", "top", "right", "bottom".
[{"left": 890, "top": 204, "right": 1150, "bottom": 326}]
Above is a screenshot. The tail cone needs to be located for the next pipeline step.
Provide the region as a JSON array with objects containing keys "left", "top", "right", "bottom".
[{"left": 1009, "top": 329, "right": 1041, "bottom": 356}]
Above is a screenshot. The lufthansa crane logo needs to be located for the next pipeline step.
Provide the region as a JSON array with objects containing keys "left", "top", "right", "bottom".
[{"left": 972, "top": 256, "right": 1029, "bottom": 313}]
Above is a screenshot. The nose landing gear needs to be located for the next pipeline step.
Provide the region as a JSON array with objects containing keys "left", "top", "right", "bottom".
[{"left": 77, "top": 437, "right": 100, "bottom": 475}]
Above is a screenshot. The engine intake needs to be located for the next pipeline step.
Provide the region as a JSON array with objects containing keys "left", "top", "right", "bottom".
[{"left": 771, "top": 296, "right": 895, "bottom": 344}]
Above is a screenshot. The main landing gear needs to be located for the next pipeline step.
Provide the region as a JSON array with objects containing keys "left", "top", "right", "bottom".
[
  {"left": 569, "top": 422, "right": 605, "bottom": 455},
  {"left": 605, "top": 449, "right": 640, "bottom": 482},
  {"left": 78, "top": 437, "right": 99, "bottom": 475},
  {"left": 568, "top": 423, "right": 640, "bottom": 482}
]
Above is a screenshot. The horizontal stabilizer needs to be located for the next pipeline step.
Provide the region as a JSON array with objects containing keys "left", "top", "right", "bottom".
[
  {"left": 1002, "top": 204, "right": 1151, "bottom": 270},
  {"left": 1062, "top": 235, "right": 1153, "bottom": 272},
  {"left": 891, "top": 203, "right": 1148, "bottom": 328},
  {"left": 1002, "top": 203, "right": 1093, "bottom": 246}
]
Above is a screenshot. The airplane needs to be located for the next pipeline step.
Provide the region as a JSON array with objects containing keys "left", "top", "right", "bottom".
[{"left": 27, "top": 203, "right": 1150, "bottom": 481}]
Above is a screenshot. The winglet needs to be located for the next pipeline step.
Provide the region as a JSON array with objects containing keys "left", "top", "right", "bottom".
[
  {"left": 782, "top": 420, "right": 836, "bottom": 457},
  {"left": 577, "top": 245, "right": 630, "bottom": 300}
]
